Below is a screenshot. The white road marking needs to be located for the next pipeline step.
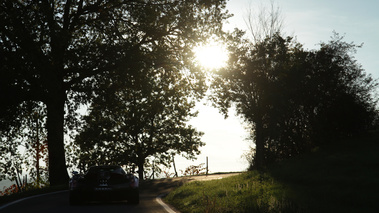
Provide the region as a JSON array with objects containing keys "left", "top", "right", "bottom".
[
  {"left": 156, "top": 194, "right": 177, "bottom": 213},
  {"left": 0, "top": 190, "right": 68, "bottom": 210}
]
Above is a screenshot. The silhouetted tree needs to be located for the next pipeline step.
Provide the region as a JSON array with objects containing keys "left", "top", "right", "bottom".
[
  {"left": 212, "top": 32, "right": 378, "bottom": 169},
  {"left": 75, "top": 61, "right": 205, "bottom": 179},
  {"left": 212, "top": 33, "right": 309, "bottom": 169},
  {"left": 244, "top": 0, "right": 284, "bottom": 43},
  {"left": 0, "top": 0, "right": 230, "bottom": 185},
  {"left": 0, "top": 102, "right": 49, "bottom": 186},
  {"left": 305, "top": 33, "right": 378, "bottom": 144}
]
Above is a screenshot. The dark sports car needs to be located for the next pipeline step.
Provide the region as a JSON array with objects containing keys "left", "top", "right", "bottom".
[{"left": 69, "top": 165, "right": 139, "bottom": 205}]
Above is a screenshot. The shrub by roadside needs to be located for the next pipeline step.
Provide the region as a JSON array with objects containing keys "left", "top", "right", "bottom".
[{"left": 0, "top": 185, "right": 67, "bottom": 206}]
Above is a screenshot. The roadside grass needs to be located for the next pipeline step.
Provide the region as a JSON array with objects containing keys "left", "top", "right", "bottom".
[
  {"left": 269, "top": 132, "right": 379, "bottom": 213},
  {"left": 164, "top": 171, "right": 306, "bottom": 212},
  {"left": 164, "top": 132, "right": 379, "bottom": 213}
]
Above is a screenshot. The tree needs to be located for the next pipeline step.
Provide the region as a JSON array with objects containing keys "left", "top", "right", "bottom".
[
  {"left": 0, "top": 0, "right": 230, "bottom": 185},
  {"left": 0, "top": 102, "right": 49, "bottom": 188},
  {"left": 211, "top": 32, "right": 378, "bottom": 169},
  {"left": 212, "top": 32, "right": 308, "bottom": 169},
  {"left": 75, "top": 61, "right": 205, "bottom": 179},
  {"left": 305, "top": 33, "right": 378, "bottom": 144},
  {"left": 244, "top": 0, "right": 284, "bottom": 43}
]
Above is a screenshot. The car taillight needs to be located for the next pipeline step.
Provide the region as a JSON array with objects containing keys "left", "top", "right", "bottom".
[{"left": 130, "top": 178, "right": 138, "bottom": 188}]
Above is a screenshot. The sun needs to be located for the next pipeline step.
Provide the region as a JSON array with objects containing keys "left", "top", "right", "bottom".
[{"left": 194, "top": 41, "right": 229, "bottom": 70}]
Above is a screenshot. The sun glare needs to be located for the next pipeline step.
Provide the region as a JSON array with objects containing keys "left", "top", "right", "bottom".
[{"left": 194, "top": 41, "right": 229, "bottom": 70}]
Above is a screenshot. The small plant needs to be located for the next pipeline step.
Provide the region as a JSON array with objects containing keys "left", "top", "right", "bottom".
[
  {"left": 181, "top": 163, "right": 206, "bottom": 176},
  {"left": 0, "top": 184, "right": 19, "bottom": 196},
  {"left": 162, "top": 170, "right": 175, "bottom": 178}
]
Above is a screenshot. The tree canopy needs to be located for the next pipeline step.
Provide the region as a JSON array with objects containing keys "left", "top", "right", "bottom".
[
  {"left": 75, "top": 58, "right": 205, "bottom": 179},
  {"left": 0, "top": 102, "right": 49, "bottom": 189},
  {"left": 0, "top": 0, "right": 230, "bottom": 185},
  {"left": 212, "top": 32, "right": 378, "bottom": 169}
]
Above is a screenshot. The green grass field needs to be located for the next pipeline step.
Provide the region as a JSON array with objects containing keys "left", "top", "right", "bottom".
[{"left": 164, "top": 132, "right": 379, "bottom": 212}]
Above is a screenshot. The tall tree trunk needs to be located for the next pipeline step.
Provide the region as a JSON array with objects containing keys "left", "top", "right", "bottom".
[
  {"left": 137, "top": 158, "right": 144, "bottom": 180},
  {"left": 36, "top": 117, "right": 40, "bottom": 188},
  {"left": 46, "top": 87, "right": 69, "bottom": 186},
  {"left": 254, "top": 117, "right": 265, "bottom": 170},
  {"left": 135, "top": 136, "right": 145, "bottom": 180}
]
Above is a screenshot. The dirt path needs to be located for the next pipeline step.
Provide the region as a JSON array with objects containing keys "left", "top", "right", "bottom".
[{"left": 141, "top": 172, "right": 242, "bottom": 195}]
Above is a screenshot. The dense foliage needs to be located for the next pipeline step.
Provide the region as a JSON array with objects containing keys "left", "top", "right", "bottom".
[
  {"left": 0, "top": 102, "right": 49, "bottom": 188},
  {"left": 212, "top": 32, "right": 378, "bottom": 169},
  {"left": 75, "top": 57, "right": 206, "bottom": 179},
  {"left": 0, "top": 0, "right": 230, "bottom": 185}
]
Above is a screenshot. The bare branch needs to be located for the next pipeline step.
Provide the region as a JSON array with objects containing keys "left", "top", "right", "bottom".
[{"left": 244, "top": 0, "right": 284, "bottom": 43}]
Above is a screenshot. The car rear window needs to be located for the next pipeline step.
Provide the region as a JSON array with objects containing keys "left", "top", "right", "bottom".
[{"left": 87, "top": 166, "right": 126, "bottom": 175}]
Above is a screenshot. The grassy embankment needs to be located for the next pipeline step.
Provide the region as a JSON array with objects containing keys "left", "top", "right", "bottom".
[{"left": 164, "top": 132, "right": 379, "bottom": 212}]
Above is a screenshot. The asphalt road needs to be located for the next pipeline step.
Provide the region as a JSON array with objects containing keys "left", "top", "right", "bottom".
[
  {"left": 0, "top": 190, "right": 171, "bottom": 213},
  {"left": 0, "top": 173, "right": 240, "bottom": 213}
]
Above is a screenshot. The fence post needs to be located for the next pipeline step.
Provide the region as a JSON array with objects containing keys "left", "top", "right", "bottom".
[{"left": 206, "top": 156, "right": 208, "bottom": 176}]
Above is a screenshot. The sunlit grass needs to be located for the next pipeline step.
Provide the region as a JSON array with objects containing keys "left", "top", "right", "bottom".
[
  {"left": 164, "top": 171, "right": 303, "bottom": 212},
  {"left": 164, "top": 132, "right": 379, "bottom": 213}
]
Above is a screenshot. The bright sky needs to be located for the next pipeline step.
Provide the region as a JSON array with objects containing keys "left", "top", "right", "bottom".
[{"left": 174, "top": 0, "right": 379, "bottom": 175}]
